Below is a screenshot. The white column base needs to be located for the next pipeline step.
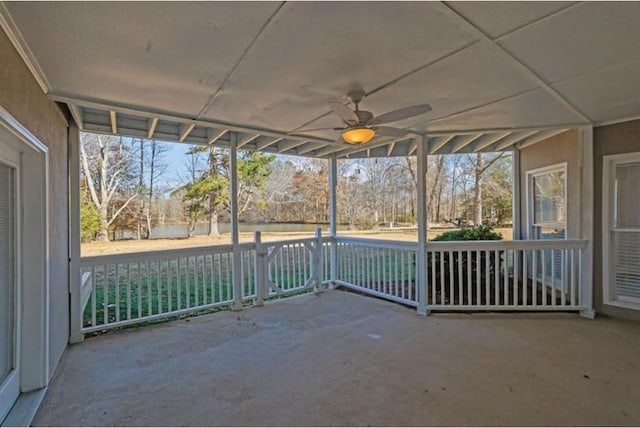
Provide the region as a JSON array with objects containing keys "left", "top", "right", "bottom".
[{"left": 580, "top": 309, "right": 596, "bottom": 319}]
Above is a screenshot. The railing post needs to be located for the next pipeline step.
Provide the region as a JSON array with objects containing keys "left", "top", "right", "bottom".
[
  {"left": 579, "top": 126, "right": 595, "bottom": 318},
  {"left": 313, "top": 227, "right": 323, "bottom": 293},
  {"left": 329, "top": 155, "right": 338, "bottom": 288},
  {"left": 229, "top": 133, "right": 243, "bottom": 311},
  {"left": 416, "top": 136, "right": 429, "bottom": 315},
  {"left": 69, "top": 123, "right": 84, "bottom": 343},
  {"left": 254, "top": 231, "right": 265, "bottom": 306}
]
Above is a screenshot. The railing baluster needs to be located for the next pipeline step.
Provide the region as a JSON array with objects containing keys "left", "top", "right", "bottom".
[
  {"left": 494, "top": 250, "right": 499, "bottom": 306},
  {"left": 531, "top": 250, "right": 536, "bottom": 307},
  {"left": 571, "top": 248, "right": 576, "bottom": 306},
  {"left": 466, "top": 250, "right": 471, "bottom": 306},
  {"left": 458, "top": 250, "right": 463, "bottom": 306},
  {"left": 126, "top": 263, "right": 132, "bottom": 320},
  {"left": 91, "top": 266, "right": 96, "bottom": 327},
  {"left": 440, "top": 251, "right": 445, "bottom": 305},
  {"left": 551, "top": 249, "right": 556, "bottom": 306},
  {"left": 519, "top": 249, "right": 525, "bottom": 307}
]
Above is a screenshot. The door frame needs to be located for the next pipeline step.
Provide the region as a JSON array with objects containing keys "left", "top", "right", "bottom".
[
  {"left": 0, "top": 105, "right": 49, "bottom": 417},
  {"left": 0, "top": 143, "right": 21, "bottom": 422}
]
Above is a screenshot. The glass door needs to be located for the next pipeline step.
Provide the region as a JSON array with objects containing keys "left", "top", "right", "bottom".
[{"left": 0, "top": 150, "right": 19, "bottom": 422}]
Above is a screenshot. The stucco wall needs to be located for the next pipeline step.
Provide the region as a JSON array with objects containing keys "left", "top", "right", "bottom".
[
  {"left": 0, "top": 29, "right": 70, "bottom": 377},
  {"left": 518, "top": 130, "right": 581, "bottom": 240},
  {"left": 594, "top": 120, "right": 640, "bottom": 322}
]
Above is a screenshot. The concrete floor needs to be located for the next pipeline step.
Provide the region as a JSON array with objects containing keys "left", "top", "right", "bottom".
[{"left": 35, "top": 290, "right": 640, "bottom": 426}]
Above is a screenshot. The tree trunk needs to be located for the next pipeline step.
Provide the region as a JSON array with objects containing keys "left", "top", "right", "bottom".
[
  {"left": 474, "top": 153, "right": 483, "bottom": 225},
  {"left": 97, "top": 206, "right": 110, "bottom": 242},
  {"left": 209, "top": 202, "right": 220, "bottom": 237}
]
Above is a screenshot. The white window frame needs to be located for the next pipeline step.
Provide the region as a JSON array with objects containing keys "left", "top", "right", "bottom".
[
  {"left": 603, "top": 152, "right": 640, "bottom": 311},
  {"left": 526, "top": 162, "right": 568, "bottom": 241}
]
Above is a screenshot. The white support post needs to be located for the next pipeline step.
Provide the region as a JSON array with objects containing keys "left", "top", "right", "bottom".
[
  {"left": 512, "top": 148, "right": 522, "bottom": 240},
  {"left": 68, "top": 123, "right": 84, "bottom": 343},
  {"left": 416, "top": 136, "right": 429, "bottom": 315},
  {"left": 579, "top": 125, "right": 595, "bottom": 318},
  {"left": 313, "top": 227, "right": 323, "bottom": 293},
  {"left": 230, "top": 133, "right": 243, "bottom": 310},
  {"left": 254, "top": 231, "right": 265, "bottom": 306},
  {"left": 329, "top": 155, "right": 338, "bottom": 287}
]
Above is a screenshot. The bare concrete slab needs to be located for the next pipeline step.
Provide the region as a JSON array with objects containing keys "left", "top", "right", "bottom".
[{"left": 34, "top": 290, "right": 640, "bottom": 426}]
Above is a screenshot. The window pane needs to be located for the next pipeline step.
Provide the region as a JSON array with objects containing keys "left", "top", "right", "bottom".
[
  {"left": 0, "top": 162, "right": 14, "bottom": 381},
  {"left": 533, "top": 171, "right": 565, "bottom": 224},
  {"left": 615, "top": 162, "right": 640, "bottom": 229}
]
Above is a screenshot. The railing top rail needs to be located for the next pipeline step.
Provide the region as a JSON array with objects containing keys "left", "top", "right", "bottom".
[
  {"left": 425, "top": 239, "right": 588, "bottom": 251},
  {"left": 335, "top": 236, "right": 418, "bottom": 251},
  {"left": 262, "top": 236, "right": 317, "bottom": 247},
  {"left": 80, "top": 241, "right": 256, "bottom": 266}
]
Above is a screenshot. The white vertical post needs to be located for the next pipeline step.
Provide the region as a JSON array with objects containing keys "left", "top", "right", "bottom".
[
  {"left": 329, "top": 155, "right": 338, "bottom": 287},
  {"left": 313, "top": 227, "right": 323, "bottom": 293},
  {"left": 416, "top": 136, "right": 429, "bottom": 315},
  {"left": 579, "top": 126, "right": 595, "bottom": 318},
  {"left": 68, "top": 123, "right": 84, "bottom": 343},
  {"left": 254, "top": 231, "right": 265, "bottom": 306},
  {"left": 230, "top": 133, "right": 243, "bottom": 310},
  {"left": 512, "top": 148, "right": 522, "bottom": 240}
]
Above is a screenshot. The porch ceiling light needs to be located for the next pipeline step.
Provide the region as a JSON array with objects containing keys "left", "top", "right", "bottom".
[{"left": 342, "top": 127, "right": 375, "bottom": 145}]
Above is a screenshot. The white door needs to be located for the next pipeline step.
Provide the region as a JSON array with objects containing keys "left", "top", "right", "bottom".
[
  {"left": 0, "top": 143, "right": 19, "bottom": 422},
  {"left": 604, "top": 154, "right": 640, "bottom": 310}
]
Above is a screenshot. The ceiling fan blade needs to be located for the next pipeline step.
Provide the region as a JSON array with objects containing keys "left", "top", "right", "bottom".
[
  {"left": 292, "top": 126, "right": 342, "bottom": 133},
  {"left": 369, "top": 104, "right": 432, "bottom": 125},
  {"left": 329, "top": 102, "right": 359, "bottom": 124},
  {"left": 371, "top": 126, "right": 408, "bottom": 138}
]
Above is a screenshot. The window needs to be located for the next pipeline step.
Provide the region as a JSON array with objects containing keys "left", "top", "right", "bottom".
[
  {"left": 603, "top": 153, "right": 640, "bottom": 310},
  {"left": 528, "top": 164, "right": 567, "bottom": 240},
  {"left": 526, "top": 164, "right": 567, "bottom": 287}
]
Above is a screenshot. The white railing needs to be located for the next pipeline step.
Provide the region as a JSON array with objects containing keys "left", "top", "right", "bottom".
[
  {"left": 424, "top": 239, "right": 588, "bottom": 310},
  {"left": 333, "top": 237, "right": 589, "bottom": 312},
  {"left": 333, "top": 237, "right": 419, "bottom": 307},
  {"left": 78, "top": 232, "right": 590, "bottom": 334},
  {"left": 79, "top": 229, "right": 327, "bottom": 333}
]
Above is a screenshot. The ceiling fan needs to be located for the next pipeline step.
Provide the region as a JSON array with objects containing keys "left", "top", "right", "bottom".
[{"left": 298, "top": 91, "right": 432, "bottom": 145}]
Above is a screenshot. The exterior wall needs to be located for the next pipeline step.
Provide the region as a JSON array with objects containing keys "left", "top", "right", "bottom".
[
  {"left": 594, "top": 120, "right": 640, "bottom": 322},
  {"left": 518, "top": 130, "right": 581, "bottom": 240},
  {"left": 0, "top": 29, "right": 70, "bottom": 377}
]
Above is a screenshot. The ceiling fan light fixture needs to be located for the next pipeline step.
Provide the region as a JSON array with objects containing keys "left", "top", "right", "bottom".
[{"left": 342, "top": 127, "right": 375, "bottom": 144}]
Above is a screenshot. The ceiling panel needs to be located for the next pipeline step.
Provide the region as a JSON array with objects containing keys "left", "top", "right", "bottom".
[
  {"left": 200, "top": 1, "right": 479, "bottom": 131},
  {"left": 5, "top": 1, "right": 281, "bottom": 117},
  {"left": 498, "top": 2, "right": 640, "bottom": 84},
  {"left": 447, "top": 1, "right": 575, "bottom": 39},
  {"left": 427, "top": 88, "right": 584, "bottom": 132},
  {"left": 347, "top": 41, "right": 539, "bottom": 133},
  {"left": 553, "top": 61, "right": 640, "bottom": 122}
]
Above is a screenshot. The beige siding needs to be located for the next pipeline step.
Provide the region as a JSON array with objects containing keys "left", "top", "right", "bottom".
[
  {"left": 0, "top": 29, "right": 70, "bottom": 376},
  {"left": 594, "top": 120, "right": 640, "bottom": 322},
  {"left": 518, "top": 129, "right": 581, "bottom": 240}
]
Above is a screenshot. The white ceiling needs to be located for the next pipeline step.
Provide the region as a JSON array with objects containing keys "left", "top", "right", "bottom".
[{"left": 2, "top": 1, "right": 640, "bottom": 158}]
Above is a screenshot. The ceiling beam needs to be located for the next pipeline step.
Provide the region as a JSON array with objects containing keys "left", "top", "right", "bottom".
[
  {"left": 408, "top": 139, "right": 419, "bottom": 156},
  {"left": 297, "top": 142, "right": 331, "bottom": 156},
  {"left": 516, "top": 128, "right": 569, "bottom": 150},
  {"left": 470, "top": 132, "right": 511, "bottom": 152},
  {"left": 237, "top": 133, "right": 260, "bottom": 149},
  {"left": 439, "top": 2, "right": 592, "bottom": 124},
  {"left": 207, "top": 128, "right": 228, "bottom": 145},
  {"left": 451, "top": 133, "right": 482, "bottom": 153},
  {"left": 68, "top": 104, "right": 84, "bottom": 130},
  {"left": 277, "top": 140, "right": 309, "bottom": 154},
  {"left": 387, "top": 141, "right": 396, "bottom": 157},
  {"left": 179, "top": 122, "right": 196, "bottom": 142},
  {"left": 256, "top": 137, "right": 284, "bottom": 151},
  {"left": 494, "top": 130, "right": 539, "bottom": 151},
  {"left": 48, "top": 92, "right": 332, "bottom": 145},
  {"left": 425, "top": 122, "right": 585, "bottom": 136},
  {"left": 109, "top": 111, "right": 117, "bottom": 134},
  {"left": 147, "top": 117, "right": 159, "bottom": 139},
  {"left": 428, "top": 135, "right": 456, "bottom": 154}
]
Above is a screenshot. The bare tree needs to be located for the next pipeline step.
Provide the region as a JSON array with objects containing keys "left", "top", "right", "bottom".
[{"left": 80, "top": 133, "right": 138, "bottom": 241}]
